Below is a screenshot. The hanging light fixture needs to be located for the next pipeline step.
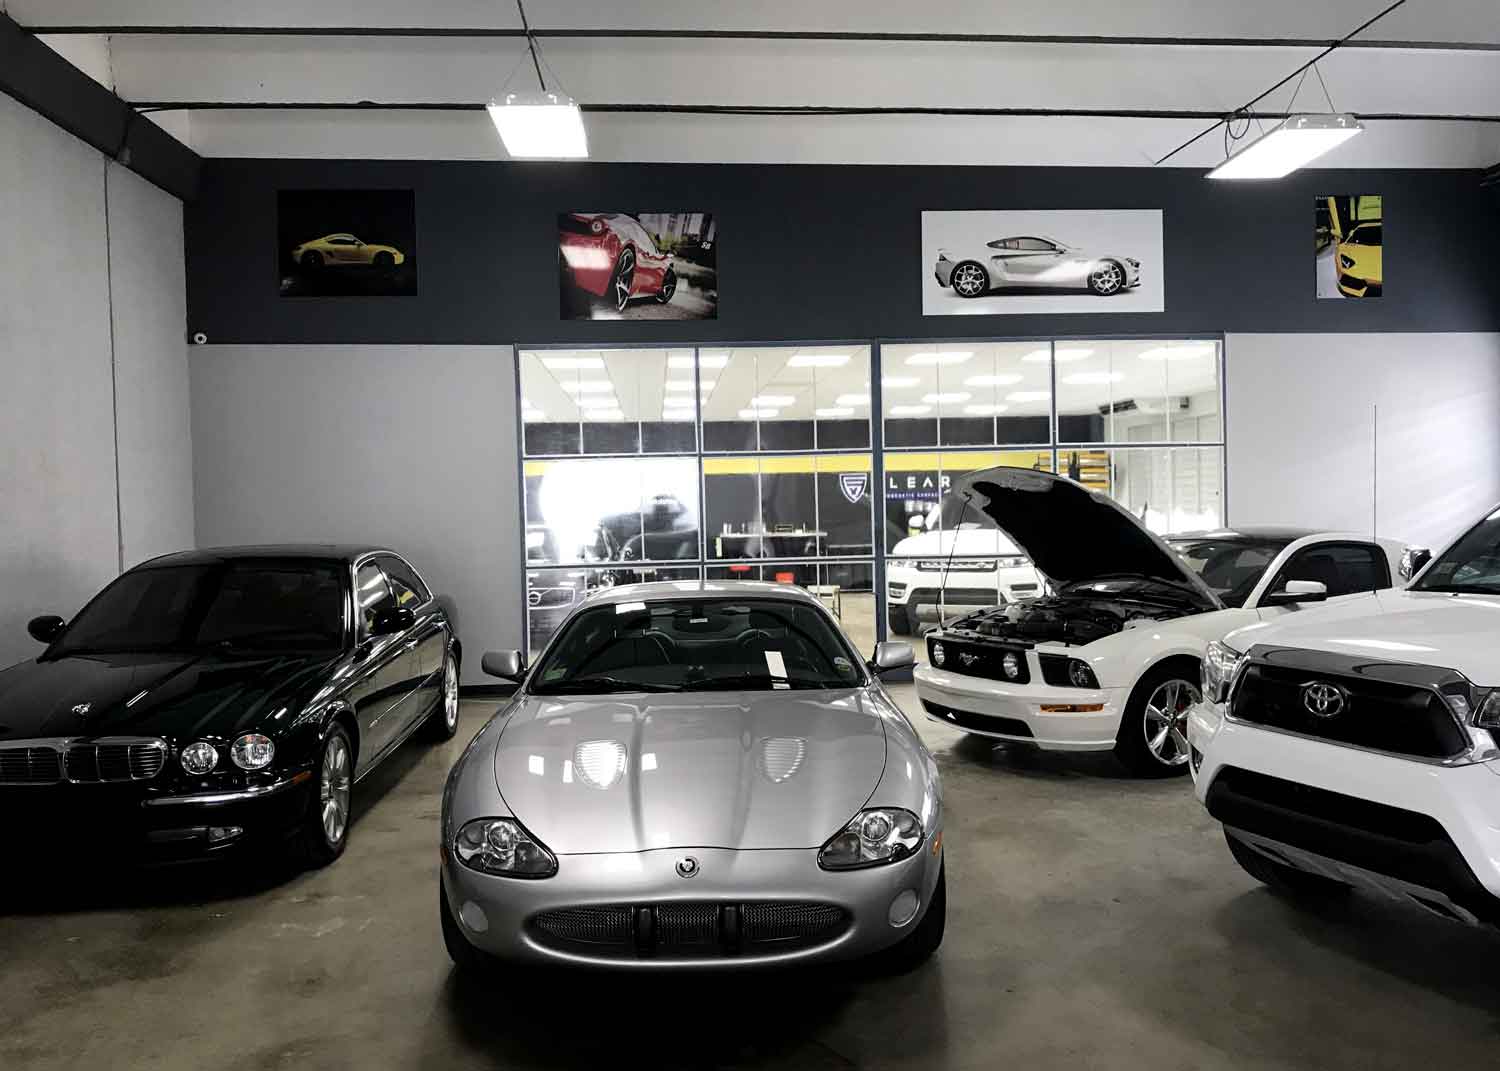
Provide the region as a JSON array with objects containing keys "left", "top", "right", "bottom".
[
  {"left": 1207, "top": 113, "right": 1363, "bottom": 180},
  {"left": 488, "top": 1, "right": 588, "bottom": 159}
]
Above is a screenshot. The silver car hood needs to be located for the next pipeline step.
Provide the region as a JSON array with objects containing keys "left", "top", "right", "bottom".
[{"left": 493, "top": 689, "right": 886, "bottom": 854}]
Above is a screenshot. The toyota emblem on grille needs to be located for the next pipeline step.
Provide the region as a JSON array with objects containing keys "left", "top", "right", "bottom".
[
  {"left": 1301, "top": 681, "right": 1348, "bottom": 719},
  {"left": 675, "top": 856, "right": 700, "bottom": 878}
]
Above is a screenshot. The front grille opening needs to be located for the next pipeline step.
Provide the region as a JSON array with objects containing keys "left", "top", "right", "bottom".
[
  {"left": 529, "top": 901, "right": 850, "bottom": 959},
  {"left": 921, "top": 700, "right": 1034, "bottom": 739}
]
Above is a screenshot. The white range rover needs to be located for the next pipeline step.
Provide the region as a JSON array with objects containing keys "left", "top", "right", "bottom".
[
  {"left": 913, "top": 467, "right": 1408, "bottom": 777},
  {"left": 885, "top": 521, "right": 1044, "bottom": 636},
  {"left": 1190, "top": 507, "right": 1500, "bottom": 925}
]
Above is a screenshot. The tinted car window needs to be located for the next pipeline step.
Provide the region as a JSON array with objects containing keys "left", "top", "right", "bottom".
[
  {"left": 1271, "top": 543, "right": 1391, "bottom": 598},
  {"left": 1345, "top": 224, "right": 1382, "bottom": 246},
  {"left": 1414, "top": 514, "right": 1500, "bottom": 594},
  {"left": 376, "top": 554, "right": 430, "bottom": 607},
  {"left": 355, "top": 561, "right": 394, "bottom": 636},
  {"left": 532, "top": 598, "right": 864, "bottom": 694},
  {"left": 56, "top": 566, "right": 213, "bottom": 653},
  {"left": 1015, "top": 237, "right": 1056, "bottom": 251},
  {"left": 1168, "top": 538, "right": 1288, "bottom": 608}
]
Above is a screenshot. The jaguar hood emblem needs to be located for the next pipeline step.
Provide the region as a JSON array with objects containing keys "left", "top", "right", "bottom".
[
  {"left": 675, "top": 856, "right": 700, "bottom": 879},
  {"left": 71, "top": 702, "right": 92, "bottom": 717}
]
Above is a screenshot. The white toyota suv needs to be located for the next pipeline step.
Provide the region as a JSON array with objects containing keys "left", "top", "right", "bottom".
[
  {"left": 913, "top": 466, "right": 1408, "bottom": 776},
  {"left": 1190, "top": 506, "right": 1500, "bottom": 925}
]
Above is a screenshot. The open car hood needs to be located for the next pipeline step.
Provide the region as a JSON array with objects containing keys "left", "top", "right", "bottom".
[{"left": 947, "top": 467, "right": 1221, "bottom": 611}]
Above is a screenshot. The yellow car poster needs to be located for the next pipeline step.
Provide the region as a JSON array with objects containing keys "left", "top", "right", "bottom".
[
  {"left": 1316, "top": 194, "right": 1382, "bottom": 299},
  {"left": 278, "top": 189, "right": 417, "bottom": 297}
]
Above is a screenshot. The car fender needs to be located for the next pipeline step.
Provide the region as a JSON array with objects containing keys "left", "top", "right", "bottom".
[
  {"left": 1058, "top": 608, "right": 1258, "bottom": 691},
  {"left": 860, "top": 688, "right": 942, "bottom": 834}
]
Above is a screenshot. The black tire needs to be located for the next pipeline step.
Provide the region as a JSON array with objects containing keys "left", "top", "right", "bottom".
[
  {"left": 1112, "top": 659, "right": 1199, "bottom": 778},
  {"left": 1088, "top": 259, "right": 1126, "bottom": 296},
  {"left": 888, "top": 604, "right": 914, "bottom": 636},
  {"left": 883, "top": 863, "right": 946, "bottom": 971},
  {"left": 422, "top": 650, "right": 461, "bottom": 741},
  {"left": 440, "top": 877, "right": 497, "bottom": 974},
  {"left": 300, "top": 250, "right": 324, "bottom": 269},
  {"left": 949, "top": 261, "right": 989, "bottom": 298},
  {"left": 611, "top": 249, "right": 636, "bottom": 313},
  {"left": 291, "top": 725, "right": 353, "bottom": 868},
  {"left": 655, "top": 268, "right": 677, "bottom": 304},
  {"left": 372, "top": 250, "right": 395, "bottom": 269},
  {"left": 1225, "top": 830, "right": 1351, "bottom": 901}
]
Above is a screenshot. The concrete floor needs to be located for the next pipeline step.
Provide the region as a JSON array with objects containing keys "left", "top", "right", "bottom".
[{"left": 5, "top": 687, "right": 1500, "bottom": 1070}]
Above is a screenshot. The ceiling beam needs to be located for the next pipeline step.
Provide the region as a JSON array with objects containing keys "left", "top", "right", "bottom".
[{"left": 21, "top": 25, "right": 1500, "bottom": 52}]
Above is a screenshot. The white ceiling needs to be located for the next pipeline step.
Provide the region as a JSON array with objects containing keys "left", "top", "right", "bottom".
[{"left": 13, "top": 0, "right": 1500, "bottom": 167}]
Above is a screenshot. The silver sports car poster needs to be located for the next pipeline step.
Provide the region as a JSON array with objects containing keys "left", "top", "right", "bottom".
[{"left": 922, "top": 210, "right": 1164, "bottom": 316}]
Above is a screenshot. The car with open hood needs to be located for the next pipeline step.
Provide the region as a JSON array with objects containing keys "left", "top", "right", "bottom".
[
  {"left": 0, "top": 546, "right": 460, "bottom": 865},
  {"left": 933, "top": 234, "right": 1141, "bottom": 298},
  {"left": 913, "top": 467, "right": 1408, "bottom": 776},
  {"left": 1189, "top": 505, "right": 1500, "bottom": 926},
  {"left": 440, "top": 580, "right": 945, "bottom": 970}
]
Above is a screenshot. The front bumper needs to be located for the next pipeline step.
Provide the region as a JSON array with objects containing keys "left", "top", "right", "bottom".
[
  {"left": 1189, "top": 702, "right": 1500, "bottom": 908},
  {"left": 915, "top": 665, "right": 1124, "bottom": 751},
  {"left": 441, "top": 840, "right": 943, "bottom": 969},
  {"left": 933, "top": 257, "right": 955, "bottom": 287}
]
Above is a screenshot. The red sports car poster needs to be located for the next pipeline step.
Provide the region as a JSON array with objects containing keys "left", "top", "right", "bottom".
[{"left": 558, "top": 212, "right": 717, "bottom": 320}]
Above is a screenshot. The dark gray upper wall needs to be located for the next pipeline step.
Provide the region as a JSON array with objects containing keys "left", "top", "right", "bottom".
[{"left": 186, "top": 160, "right": 1499, "bottom": 344}]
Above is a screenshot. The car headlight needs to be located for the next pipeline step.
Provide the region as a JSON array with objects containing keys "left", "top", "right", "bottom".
[
  {"left": 1068, "top": 659, "right": 1099, "bottom": 689},
  {"left": 1002, "top": 651, "right": 1022, "bottom": 680},
  {"left": 996, "top": 556, "right": 1028, "bottom": 569},
  {"left": 931, "top": 641, "right": 946, "bottom": 667},
  {"left": 453, "top": 818, "right": 558, "bottom": 878},
  {"left": 180, "top": 740, "right": 218, "bottom": 775},
  {"left": 230, "top": 733, "right": 275, "bottom": 771},
  {"left": 1202, "top": 640, "right": 1246, "bottom": 705},
  {"left": 1340, "top": 254, "right": 1355, "bottom": 270},
  {"left": 1471, "top": 691, "right": 1500, "bottom": 730},
  {"left": 818, "top": 808, "right": 923, "bottom": 870}
]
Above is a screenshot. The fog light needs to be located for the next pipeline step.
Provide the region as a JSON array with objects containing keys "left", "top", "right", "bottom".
[
  {"left": 888, "top": 889, "right": 920, "bottom": 927},
  {"left": 207, "top": 825, "right": 243, "bottom": 844},
  {"left": 459, "top": 901, "right": 490, "bottom": 933},
  {"left": 1002, "top": 652, "right": 1021, "bottom": 680}
]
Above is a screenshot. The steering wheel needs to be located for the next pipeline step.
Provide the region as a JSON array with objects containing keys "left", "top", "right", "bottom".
[{"left": 736, "top": 628, "right": 773, "bottom": 650}]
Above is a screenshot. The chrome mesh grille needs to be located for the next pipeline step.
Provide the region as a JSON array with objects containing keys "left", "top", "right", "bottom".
[
  {"left": 529, "top": 901, "right": 849, "bottom": 959},
  {"left": 0, "top": 746, "right": 64, "bottom": 785}
]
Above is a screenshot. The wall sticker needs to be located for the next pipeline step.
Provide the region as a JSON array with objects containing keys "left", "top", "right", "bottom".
[
  {"left": 559, "top": 213, "right": 717, "bottom": 320},
  {"left": 277, "top": 189, "right": 417, "bottom": 297},
  {"left": 921, "top": 209, "right": 1165, "bottom": 316},
  {"left": 1316, "top": 195, "right": 1382, "bottom": 299}
]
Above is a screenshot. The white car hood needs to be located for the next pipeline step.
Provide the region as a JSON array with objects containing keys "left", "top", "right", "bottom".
[
  {"left": 891, "top": 528, "right": 1022, "bottom": 557},
  {"left": 1224, "top": 588, "right": 1500, "bottom": 683}
]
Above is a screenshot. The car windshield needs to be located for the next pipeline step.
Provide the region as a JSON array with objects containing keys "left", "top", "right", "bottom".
[
  {"left": 1413, "top": 513, "right": 1500, "bottom": 595},
  {"left": 530, "top": 597, "right": 865, "bottom": 694},
  {"left": 1345, "top": 224, "right": 1382, "bottom": 246},
  {"left": 1167, "top": 537, "right": 1290, "bottom": 607},
  {"left": 53, "top": 561, "right": 347, "bottom": 656}
]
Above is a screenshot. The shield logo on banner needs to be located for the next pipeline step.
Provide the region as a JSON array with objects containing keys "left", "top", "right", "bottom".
[{"left": 839, "top": 472, "right": 869, "bottom": 504}]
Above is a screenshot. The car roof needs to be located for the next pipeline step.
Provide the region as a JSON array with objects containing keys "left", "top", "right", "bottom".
[
  {"left": 579, "top": 579, "right": 826, "bottom": 608},
  {"left": 134, "top": 544, "right": 393, "bottom": 568},
  {"left": 1166, "top": 526, "right": 1324, "bottom": 542}
]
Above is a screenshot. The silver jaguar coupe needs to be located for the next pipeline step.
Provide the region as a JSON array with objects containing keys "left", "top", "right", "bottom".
[{"left": 440, "top": 580, "right": 945, "bottom": 970}]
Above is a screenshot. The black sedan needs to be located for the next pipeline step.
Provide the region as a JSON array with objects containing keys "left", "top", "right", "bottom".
[{"left": 0, "top": 545, "right": 460, "bottom": 866}]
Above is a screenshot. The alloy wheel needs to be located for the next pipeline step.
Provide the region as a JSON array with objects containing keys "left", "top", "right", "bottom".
[
  {"left": 320, "top": 734, "right": 352, "bottom": 845},
  {"left": 613, "top": 252, "right": 635, "bottom": 312},
  {"left": 443, "top": 655, "right": 459, "bottom": 731},
  {"left": 1143, "top": 678, "right": 1198, "bottom": 766},
  {"left": 952, "top": 264, "right": 986, "bottom": 297},
  {"left": 1091, "top": 263, "right": 1123, "bottom": 294}
]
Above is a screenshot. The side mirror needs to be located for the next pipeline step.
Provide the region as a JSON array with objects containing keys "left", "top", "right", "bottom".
[
  {"left": 370, "top": 605, "right": 416, "bottom": 636},
  {"left": 27, "top": 614, "right": 65, "bottom": 644},
  {"left": 1399, "top": 547, "right": 1431, "bottom": 582},
  {"left": 869, "top": 641, "right": 916, "bottom": 674},
  {"left": 481, "top": 650, "right": 527, "bottom": 682},
  {"left": 1262, "top": 579, "right": 1328, "bottom": 607}
]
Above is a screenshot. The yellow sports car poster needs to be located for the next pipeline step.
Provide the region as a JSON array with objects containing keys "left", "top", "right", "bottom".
[
  {"left": 278, "top": 189, "right": 417, "bottom": 297},
  {"left": 1316, "top": 195, "right": 1381, "bottom": 299}
]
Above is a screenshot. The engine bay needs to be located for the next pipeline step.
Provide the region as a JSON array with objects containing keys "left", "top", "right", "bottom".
[{"left": 944, "top": 593, "right": 1189, "bottom": 647}]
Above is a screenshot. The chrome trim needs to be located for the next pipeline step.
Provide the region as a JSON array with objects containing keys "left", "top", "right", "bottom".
[
  {"left": 143, "top": 771, "right": 311, "bottom": 806},
  {"left": 0, "top": 736, "right": 168, "bottom": 785}
]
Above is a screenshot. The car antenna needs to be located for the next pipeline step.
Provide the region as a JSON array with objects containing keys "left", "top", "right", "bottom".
[
  {"left": 938, "top": 488, "right": 976, "bottom": 628},
  {"left": 1371, "top": 403, "right": 1378, "bottom": 542}
]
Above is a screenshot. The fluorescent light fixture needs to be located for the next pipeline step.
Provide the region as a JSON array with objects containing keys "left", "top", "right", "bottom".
[
  {"left": 890, "top": 404, "right": 933, "bottom": 416},
  {"left": 964, "top": 404, "right": 1009, "bottom": 415},
  {"left": 583, "top": 408, "right": 625, "bottom": 421},
  {"left": 1063, "top": 371, "right": 1124, "bottom": 385},
  {"left": 964, "top": 373, "right": 1023, "bottom": 387},
  {"left": 541, "top": 355, "right": 604, "bottom": 370},
  {"left": 559, "top": 379, "right": 614, "bottom": 393},
  {"left": 905, "top": 351, "right": 973, "bottom": 366},
  {"left": 922, "top": 392, "right": 972, "bottom": 404},
  {"left": 1055, "top": 347, "right": 1094, "bottom": 362},
  {"left": 787, "top": 352, "right": 851, "bottom": 367},
  {"left": 665, "top": 378, "right": 715, "bottom": 392},
  {"left": 815, "top": 407, "right": 855, "bottom": 418},
  {"left": 1207, "top": 114, "right": 1362, "bottom": 180},
  {"left": 739, "top": 407, "right": 779, "bottom": 419},
  {"left": 486, "top": 92, "right": 588, "bottom": 159},
  {"left": 1020, "top": 349, "right": 1052, "bottom": 363},
  {"left": 880, "top": 376, "right": 920, "bottom": 388},
  {"left": 1006, "top": 390, "right": 1051, "bottom": 403},
  {"left": 750, "top": 394, "right": 796, "bottom": 407},
  {"left": 577, "top": 395, "right": 620, "bottom": 409},
  {"left": 1138, "top": 343, "right": 1217, "bottom": 361},
  {"left": 835, "top": 393, "right": 871, "bottom": 406}
]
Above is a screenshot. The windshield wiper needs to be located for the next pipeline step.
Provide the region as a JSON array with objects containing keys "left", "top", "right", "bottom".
[
  {"left": 687, "top": 675, "right": 833, "bottom": 691},
  {"left": 1414, "top": 584, "right": 1500, "bottom": 596},
  {"left": 534, "top": 676, "right": 682, "bottom": 695}
]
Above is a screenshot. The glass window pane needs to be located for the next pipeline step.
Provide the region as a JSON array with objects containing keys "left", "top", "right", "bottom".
[
  {"left": 703, "top": 560, "right": 875, "bottom": 655},
  {"left": 525, "top": 564, "right": 701, "bottom": 656},
  {"left": 1073, "top": 446, "right": 1225, "bottom": 533},
  {"left": 1055, "top": 340, "right": 1221, "bottom": 445},
  {"left": 882, "top": 449, "right": 1054, "bottom": 554},
  {"left": 705, "top": 454, "right": 875, "bottom": 562},
  {"left": 702, "top": 348, "right": 757, "bottom": 450},
  {"left": 524, "top": 456, "right": 700, "bottom": 565}
]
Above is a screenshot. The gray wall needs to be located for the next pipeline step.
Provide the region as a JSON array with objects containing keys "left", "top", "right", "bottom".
[
  {"left": 1226, "top": 332, "right": 1500, "bottom": 551},
  {"left": 0, "top": 93, "right": 193, "bottom": 671},
  {"left": 188, "top": 345, "right": 522, "bottom": 684}
]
